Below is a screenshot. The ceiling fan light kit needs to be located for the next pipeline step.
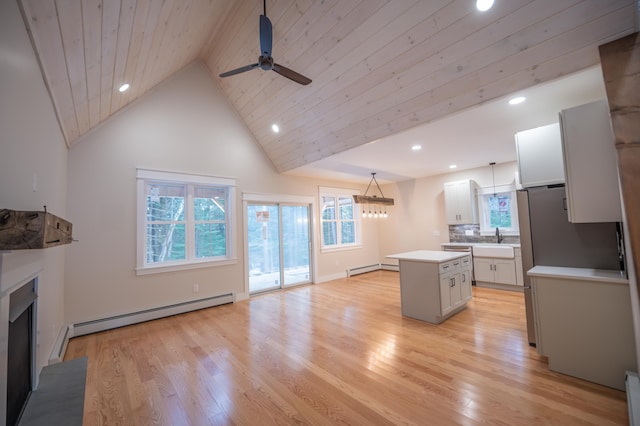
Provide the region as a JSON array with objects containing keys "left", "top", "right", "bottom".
[
  {"left": 353, "top": 173, "right": 394, "bottom": 218},
  {"left": 219, "top": 0, "right": 312, "bottom": 85}
]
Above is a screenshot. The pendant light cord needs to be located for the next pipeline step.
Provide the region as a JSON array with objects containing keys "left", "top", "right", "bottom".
[
  {"left": 490, "top": 162, "right": 496, "bottom": 196},
  {"left": 363, "top": 173, "right": 386, "bottom": 198}
]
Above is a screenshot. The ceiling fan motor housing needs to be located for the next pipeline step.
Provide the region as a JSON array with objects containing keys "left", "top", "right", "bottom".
[{"left": 259, "top": 56, "right": 274, "bottom": 71}]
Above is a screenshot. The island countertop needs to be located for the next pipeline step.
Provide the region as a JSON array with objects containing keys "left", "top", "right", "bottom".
[{"left": 386, "top": 250, "right": 469, "bottom": 263}]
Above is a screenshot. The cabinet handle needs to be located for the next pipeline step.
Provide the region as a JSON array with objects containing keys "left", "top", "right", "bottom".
[
  {"left": 462, "top": 274, "right": 466, "bottom": 283},
  {"left": 450, "top": 278, "right": 456, "bottom": 287}
]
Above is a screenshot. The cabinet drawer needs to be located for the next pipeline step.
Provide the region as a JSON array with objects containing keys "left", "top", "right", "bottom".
[
  {"left": 440, "top": 258, "right": 462, "bottom": 274},
  {"left": 460, "top": 255, "right": 471, "bottom": 269}
]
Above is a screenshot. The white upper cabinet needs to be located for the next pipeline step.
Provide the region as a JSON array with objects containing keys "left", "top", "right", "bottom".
[
  {"left": 444, "top": 180, "right": 478, "bottom": 224},
  {"left": 515, "top": 123, "right": 565, "bottom": 188},
  {"left": 559, "top": 99, "right": 622, "bottom": 223}
]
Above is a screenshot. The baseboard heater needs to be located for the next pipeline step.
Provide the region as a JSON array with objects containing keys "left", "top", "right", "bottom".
[
  {"left": 73, "top": 293, "right": 233, "bottom": 337},
  {"left": 346, "top": 263, "right": 399, "bottom": 277}
]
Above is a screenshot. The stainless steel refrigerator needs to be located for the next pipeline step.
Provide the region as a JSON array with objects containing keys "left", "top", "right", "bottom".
[{"left": 516, "top": 184, "right": 624, "bottom": 346}]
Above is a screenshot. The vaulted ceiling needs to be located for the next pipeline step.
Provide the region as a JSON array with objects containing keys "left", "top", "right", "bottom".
[{"left": 19, "top": 0, "right": 636, "bottom": 173}]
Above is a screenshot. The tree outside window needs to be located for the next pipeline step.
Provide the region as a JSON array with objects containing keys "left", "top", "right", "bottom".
[
  {"left": 137, "top": 169, "right": 236, "bottom": 274},
  {"left": 320, "top": 190, "right": 360, "bottom": 250}
]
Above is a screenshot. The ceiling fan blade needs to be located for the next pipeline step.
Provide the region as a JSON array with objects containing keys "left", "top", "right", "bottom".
[
  {"left": 272, "top": 63, "right": 312, "bottom": 85},
  {"left": 219, "top": 63, "right": 260, "bottom": 78},
  {"left": 260, "top": 15, "right": 272, "bottom": 57}
]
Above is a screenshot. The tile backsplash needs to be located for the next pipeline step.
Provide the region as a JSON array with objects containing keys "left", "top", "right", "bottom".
[{"left": 448, "top": 224, "right": 520, "bottom": 244}]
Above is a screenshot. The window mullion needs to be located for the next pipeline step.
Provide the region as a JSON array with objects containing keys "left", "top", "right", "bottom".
[{"left": 186, "top": 184, "right": 195, "bottom": 261}]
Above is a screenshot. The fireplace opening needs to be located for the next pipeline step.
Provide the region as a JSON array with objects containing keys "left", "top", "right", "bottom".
[{"left": 7, "top": 279, "right": 37, "bottom": 426}]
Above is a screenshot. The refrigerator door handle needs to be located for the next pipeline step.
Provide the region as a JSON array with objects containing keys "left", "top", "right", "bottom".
[{"left": 562, "top": 197, "right": 567, "bottom": 211}]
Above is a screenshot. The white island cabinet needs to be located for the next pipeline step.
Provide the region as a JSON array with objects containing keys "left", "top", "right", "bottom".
[{"left": 387, "top": 250, "right": 472, "bottom": 324}]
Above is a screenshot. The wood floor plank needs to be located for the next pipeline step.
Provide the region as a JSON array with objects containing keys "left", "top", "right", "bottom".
[{"left": 66, "top": 271, "right": 628, "bottom": 425}]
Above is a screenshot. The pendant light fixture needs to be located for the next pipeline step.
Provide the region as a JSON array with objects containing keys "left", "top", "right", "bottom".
[{"left": 353, "top": 173, "right": 394, "bottom": 218}]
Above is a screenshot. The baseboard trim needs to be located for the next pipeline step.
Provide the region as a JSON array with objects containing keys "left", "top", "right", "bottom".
[
  {"left": 72, "top": 293, "right": 233, "bottom": 337},
  {"left": 48, "top": 324, "right": 72, "bottom": 365}
]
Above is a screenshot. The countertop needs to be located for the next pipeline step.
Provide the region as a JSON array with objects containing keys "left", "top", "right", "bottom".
[
  {"left": 386, "top": 250, "right": 469, "bottom": 263},
  {"left": 527, "top": 265, "right": 628, "bottom": 284},
  {"left": 441, "top": 242, "right": 521, "bottom": 248}
]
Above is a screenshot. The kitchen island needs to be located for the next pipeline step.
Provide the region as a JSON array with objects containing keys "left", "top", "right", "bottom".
[{"left": 387, "top": 250, "right": 472, "bottom": 324}]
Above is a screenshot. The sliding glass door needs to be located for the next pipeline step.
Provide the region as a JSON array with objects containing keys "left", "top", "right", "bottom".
[{"left": 247, "top": 203, "right": 311, "bottom": 293}]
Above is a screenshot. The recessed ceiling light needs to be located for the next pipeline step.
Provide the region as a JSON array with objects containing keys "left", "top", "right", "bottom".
[
  {"left": 271, "top": 124, "right": 280, "bottom": 133},
  {"left": 118, "top": 83, "right": 130, "bottom": 92},
  {"left": 411, "top": 145, "right": 422, "bottom": 151},
  {"left": 476, "top": 0, "right": 494, "bottom": 11},
  {"left": 509, "top": 96, "right": 526, "bottom": 105},
  {"left": 449, "top": 164, "right": 457, "bottom": 169}
]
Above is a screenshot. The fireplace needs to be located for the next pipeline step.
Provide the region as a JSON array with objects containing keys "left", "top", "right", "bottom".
[
  {"left": 7, "top": 279, "right": 37, "bottom": 426},
  {"left": 0, "top": 250, "right": 43, "bottom": 426}
]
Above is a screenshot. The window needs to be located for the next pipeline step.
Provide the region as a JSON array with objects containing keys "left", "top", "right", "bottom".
[
  {"left": 137, "top": 169, "right": 236, "bottom": 274},
  {"left": 477, "top": 185, "right": 519, "bottom": 236},
  {"left": 319, "top": 187, "right": 361, "bottom": 250}
]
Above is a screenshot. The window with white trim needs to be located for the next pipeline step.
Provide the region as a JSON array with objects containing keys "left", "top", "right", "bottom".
[
  {"left": 136, "top": 169, "right": 236, "bottom": 274},
  {"left": 477, "top": 184, "right": 519, "bottom": 236},
  {"left": 319, "top": 187, "right": 361, "bottom": 250}
]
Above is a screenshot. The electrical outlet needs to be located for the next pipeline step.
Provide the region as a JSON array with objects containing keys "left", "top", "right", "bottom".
[{"left": 193, "top": 284, "right": 199, "bottom": 293}]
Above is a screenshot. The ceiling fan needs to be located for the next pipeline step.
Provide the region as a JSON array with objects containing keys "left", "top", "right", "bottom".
[{"left": 219, "top": 0, "right": 312, "bottom": 85}]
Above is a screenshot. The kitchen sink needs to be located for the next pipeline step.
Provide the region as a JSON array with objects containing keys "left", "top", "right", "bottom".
[{"left": 472, "top": 245, "right": 514, "bottom": 258}]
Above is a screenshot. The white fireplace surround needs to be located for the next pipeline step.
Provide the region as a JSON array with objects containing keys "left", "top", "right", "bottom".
[{"left": 0, "top": 250, "right": 43, "bottom": 425}]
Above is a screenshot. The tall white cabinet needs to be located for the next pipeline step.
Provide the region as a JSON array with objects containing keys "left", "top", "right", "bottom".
[
  {"left": 444, "top": 180, "right": 478, "bottom": 224},
  {"left": 559, "top": 99, "right": 622, "bottom": 223}
]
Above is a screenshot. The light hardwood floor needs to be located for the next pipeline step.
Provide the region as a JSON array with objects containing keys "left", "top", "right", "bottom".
[{"left": 65, "top": 271, "right": 628, "bottom": 425}]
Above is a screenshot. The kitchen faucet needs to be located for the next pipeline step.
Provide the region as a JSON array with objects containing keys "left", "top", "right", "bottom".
[{"left": 496, "top": 227, "right": 503, "bottom": 244}]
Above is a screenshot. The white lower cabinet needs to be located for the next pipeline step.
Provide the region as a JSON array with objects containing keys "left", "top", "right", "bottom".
[
  {"left": 474, "top": 257, "right": 516, "bottom": 286},
  {"left": 439, "top": 268, "right": 472, "bottom": 316},
  {"left": 530, "top": 266, "right": 635, "bottom": 390},
  {"left": 514, "top": 248, "right": 524, "bottom": 287}
]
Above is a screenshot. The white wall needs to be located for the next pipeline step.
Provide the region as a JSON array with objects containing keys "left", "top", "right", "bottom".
[
  {"left": 0, "top": 0, "right": 68, "bottom": 379},
  {"left": 64, "top": 62, "right": 380, "bottom": 325},
  {"left": 378, "top": 162, "right": 518, "bottom": 259}
]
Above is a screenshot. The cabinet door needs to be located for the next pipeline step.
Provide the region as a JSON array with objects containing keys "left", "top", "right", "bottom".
[
  {"left": 514, "top": 248, "right": 524, "bottom": 286},
  {"left": 450, "top": 272, "right": 463, "bottom": 308},
  {"left": 444, "top": 182, "right": 461, "bottom": 224},
  {"left": 439, "top": 274, "right": 453, "bottom": 315},
  {"left": 444, "top": 180, "right": 478, "bottom": 224},
  {"left": 456, "top": 181, "right": 475, "bottom": 223},
  {"left": 494, "top": 259, "right": 517, "bottom": 285},
  {"left": 560, "top": 100, "right": 622, "bottom": 223},
  {"left": 460, "top": 269, "right": 472, "bottom": 302},
  {"left": 516, "top": 123, "right": 565, "bottom": 188},
  {"left": 473, "top": 258, "right": 494, "bottom": 282}
]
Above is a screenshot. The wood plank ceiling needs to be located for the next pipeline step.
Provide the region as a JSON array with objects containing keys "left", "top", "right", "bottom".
[{"left": 19, "top": 0, "right": 637, "bottom": 173}]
